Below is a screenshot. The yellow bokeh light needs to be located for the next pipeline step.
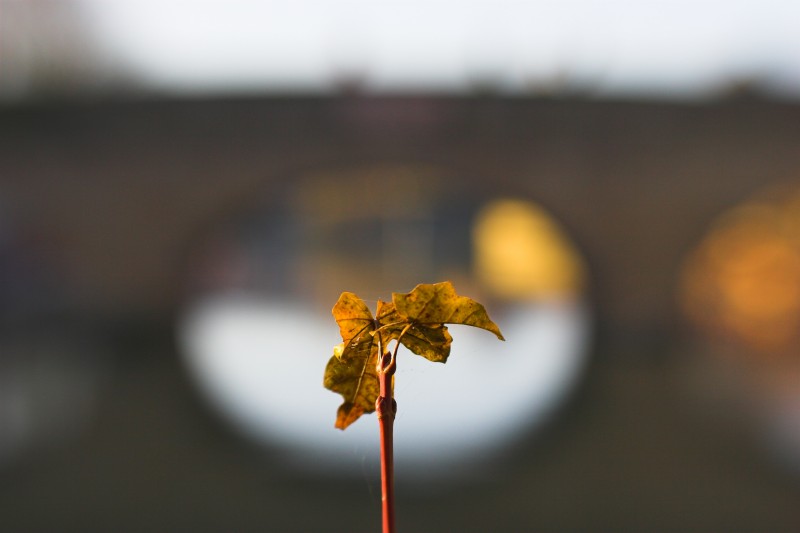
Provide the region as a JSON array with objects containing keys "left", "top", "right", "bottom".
[
  {"left": 473, "top": 199, "right": 585, "bottom": 300},
  {"left": 681, "top": 195, "right": 800, "bottom": 354}
]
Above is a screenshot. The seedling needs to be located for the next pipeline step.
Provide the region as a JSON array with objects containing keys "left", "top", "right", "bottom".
[{"left": 323, "top": 281, "right": 504, "bottom": 533}]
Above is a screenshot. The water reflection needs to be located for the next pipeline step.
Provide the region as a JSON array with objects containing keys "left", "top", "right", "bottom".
[{"left": 181, "top": 293, "right": 589, "bottom": 477}]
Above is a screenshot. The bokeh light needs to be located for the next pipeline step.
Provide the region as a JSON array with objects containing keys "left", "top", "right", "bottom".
[
  {"left": 681, "top": 191, "right": 800, "bottom": 355},
  {"left": 473, "top": 199, "right": 586, "bottom": 300}
]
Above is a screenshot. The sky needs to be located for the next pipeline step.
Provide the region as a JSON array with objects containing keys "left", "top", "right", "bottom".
[{"left": 80, "top": 0, "right": 800, "bottom": 98}]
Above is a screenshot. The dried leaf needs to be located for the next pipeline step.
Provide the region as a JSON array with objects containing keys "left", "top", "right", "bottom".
[
  {"left": 398, "top": 324, "right": 453, "bottom": 363},
  {"left": 375, "top": 300, "right": 453, "bottom": 362},
  {"left": 392, "top": 281, "right": 505, "bottom": 340},
  {"left": 332, "top": 292, "right": 377, "bottom": 360},
  {"left": 324, "top": 282, "right": 503, "bottom": 429},
  {"left": 323, "top": 345, "right": 380, "bottom": 430}
]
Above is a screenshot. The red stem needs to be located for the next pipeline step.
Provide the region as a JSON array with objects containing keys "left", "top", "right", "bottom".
[{"left": 376, "top": 351, "right": 397, "bottom": 533}]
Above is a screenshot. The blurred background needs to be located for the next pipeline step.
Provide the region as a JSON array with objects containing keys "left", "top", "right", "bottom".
[{"left": 3, "top": 0, "right": 800, "bottom": 531}]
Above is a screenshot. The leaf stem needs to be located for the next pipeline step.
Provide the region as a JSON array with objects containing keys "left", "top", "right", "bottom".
[
  {"left": 373, "top": 320, "right": 407, "bottom": 335},
  {"left": 376, "top": 347, "right": 397, "bottom": 533}
]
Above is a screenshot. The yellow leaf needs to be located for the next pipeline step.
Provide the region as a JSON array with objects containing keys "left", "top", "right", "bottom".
[
  {"left": 332, "top": 292, "right": 377, "bottom": 360},
  {"left": 398, "top": 324, "right": 453, "bottom": 363},
  {"left": 375, "top": 300, "right": 453, "bottom": 362},
  {"left": 324, "top": 283, "right": 503, "bottom": 430},
  {"left": 392, "top": 281, "right": 505, "bottom": 340},
  {"left": 323, "top": 344, "right": 380, "bottom": 430},
  {"left": 335, "top": 402, "right": 367, "bottom": 430}
]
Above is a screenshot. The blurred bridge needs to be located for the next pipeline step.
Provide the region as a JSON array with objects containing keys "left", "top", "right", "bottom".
[{"left": 2, "top": 97, "right": 800, "bottom": 532}]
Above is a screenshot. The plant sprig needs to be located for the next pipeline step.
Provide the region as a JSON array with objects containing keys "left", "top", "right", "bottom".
[{"left": 323, "top": 281, "right": 504, "bottom": 429}]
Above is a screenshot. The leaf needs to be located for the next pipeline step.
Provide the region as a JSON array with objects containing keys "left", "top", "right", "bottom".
[
  {"left": 332, "top": 292, "right": 377, "bottom": 360},
  {"left": 375, "top": 299, "right": 399, "bottom": 328},
  {"left": 392, "top": 281, "right": 505, "bottom": 340},
  {"left": 324, "top": 282, "right": 504, "bottom": 430},
  {"left": 326, "top": 293, "right": 383, "bottom": 429},
  {"left": 323, "top": 345, "right": 380, "bottom": 430},
  {"left": 399, "top": 323, "right": 453, "bottom": 363},
  {"left": 375, "top": 300, "right": 453, "bottom": 362}
]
